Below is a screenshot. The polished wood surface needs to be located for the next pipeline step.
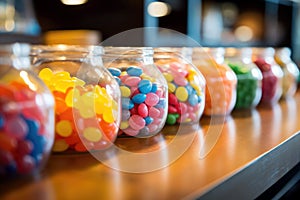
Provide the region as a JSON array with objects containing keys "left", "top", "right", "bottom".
[{"left": 1, "top": 91, "right": 300, "bottom": 200}]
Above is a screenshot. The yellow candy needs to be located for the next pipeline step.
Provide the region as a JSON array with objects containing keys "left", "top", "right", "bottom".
[
  {"left": 83, "top": 127, "right": 102, "bottom": 142},
  {"left": 168, "top": 83, "right": 176, "bottom": 93},
  {"left": 103, "top": 107, "right": 114, "bottom": 123},
  {"left": 120, "top": 121, "right": 129, "bottom": 129},
  {"left": 120, "top": 86, "right": 131, "bottom": 97},
  {"left": 71, "top": 77, "right": 85, "bottom": 86},
  {"left": 175, "top": 86, "right": 188, "bottom": 102},
  {"left": 52, "top": 71, "right": 71, "bottom": 80},
  {"left": 163, "top": 73, "right": 174, "bottom": 82},
  {"left": 78, "top": 105, "right": 95, "bottom": 119},
  {"left": 52, "top": 139, "right": 69, "bottom": 152},
  {"left": 112, "top": 100, "right": 119, "bottom": 120},
  {"left": 39, "top": 68, "right": 53, "bottom": 81},
  {"left": 65, "top": 88, "right": 81, "bottom": 107},
  {"left": 190, "top": 82, "right": 202, "bottom": 96},
  {"left": 141, "top": 74, "right": 155, "bottom": 82},
  {"left": 56, "top": 120, "right": 73, "bottom": 137},
  {"left": 54, "top": 79, "right": 74, "bottom": 93},
  {"left": 120, "top": 71, "right": 127, "bottom": 76},
  {"left": 81, "top": 92, "right": 94, "bottom": 106}
]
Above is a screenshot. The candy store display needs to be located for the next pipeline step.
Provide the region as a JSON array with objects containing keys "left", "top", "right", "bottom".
[
  {"left": 31, "top": 45, "right": 121, "bottom": 153},
  {"left": 0, "top": 43, "right": 55, "bottom": 177},
  {"left": 224, "top": 48, "right": 263, "bottom": 109},
  {"left": 103, "top": 47, "right": 168, "bottom": 137},
  {"left": 274, "top": 47, "right": 299, "bottom": 98},
  {"left": 252, "top": 48, "right": 284, "bottom": 105},
  {"left": 153, "top": 47, "right": 205, "bottom": 125},
  {"left": 192, "top": 47, "right": 237, "bottom": 116}
]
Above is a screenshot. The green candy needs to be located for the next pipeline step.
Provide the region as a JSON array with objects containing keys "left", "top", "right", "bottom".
[
  {"left": 166, "top": 114, "right": 178, "bottom": 125},
  {"left": 228, "top": 62, "right": 258, "bottom": 109}
]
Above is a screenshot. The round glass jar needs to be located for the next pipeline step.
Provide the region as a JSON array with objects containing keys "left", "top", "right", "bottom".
[
  {"left": 153, "top": 47, "right": 205, "bottom": 125},
  {"left": 31, "top": 45, "right": 121, "bottom": 153},
  {"left": 274, "top": 47, "right": 299, "bottom": 98},
  {"left": 103, "top": 47, "right": 168, "bottom": 137},
  {"left": 224, "top": 47, "right": 263, "bottom": 110},
  {"left": 252, "top": 47, "right": 283, "bottom": 105},
  {"left": 0, "top": 43, "right": 55, "bottom": 178},
  {"left": 192, "top": 47, "right": 237, "bottom": 116}
]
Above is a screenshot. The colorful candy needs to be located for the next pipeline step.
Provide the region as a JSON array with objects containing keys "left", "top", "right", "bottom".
[
  {"left": 107, "top": 66, "right": 168, "bottom": 137},
  {"left": 38, "top": 68, "right": 119, "bottom": 152},
  {"left": 192, "top": 48, "right": 237, "bottom": 116},
  {"left": 252, "top": 48, "right": 283, "bottom": 105},
  {"left": 228, "top": 63, "right": 262, "bottom": 109},
  {"left": 223, "top": 48, "right": 262, "bottom": 110},
  {"left": 274, "top": 48, "right": 299, "bottom": 98},
  {"left": 0, "top": 80, "right": 54, "bottom": 177},
  {"left": 154, "top": 48, "right": 205, "bottom": 125}
]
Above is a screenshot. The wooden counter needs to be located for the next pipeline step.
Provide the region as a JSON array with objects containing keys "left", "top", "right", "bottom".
[{"left": 1, "top": 91, "right": 300, "bottom": 200}]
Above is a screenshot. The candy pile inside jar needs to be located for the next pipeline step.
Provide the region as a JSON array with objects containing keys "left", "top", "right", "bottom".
[
  {"left": 192, "top": 47, "right": 237, "bottom": 116},
  {"left": 154, "top": 48, "right": 205, "bottom": 125},
  {"left": 38, "top": 68, "right": 119, "bottom": 152},
  {"left": 274, "top": 47, "right": 299, "bottom": 99},
  {"left": 108, "top": 66, "right": 167, "bottom": 137},
  {"left": 0, "top": 80, "right": 53, "bottom": 176},
  {"left": 252, "top": 48, "right": 283, "bottom": 105},
  {"left": 225, "top": 48, "right": 262, "bottom": 110}
]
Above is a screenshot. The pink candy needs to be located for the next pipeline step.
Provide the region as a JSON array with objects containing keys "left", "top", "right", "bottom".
[
  {"left": 128, "top": 115, "right": 146, "bottom": 130},
  {"left": 124, "top": 76, "right": 141, "bottom": 87},
  {"left": 145, "top": 93, "right": 159, "bottom": 106}
]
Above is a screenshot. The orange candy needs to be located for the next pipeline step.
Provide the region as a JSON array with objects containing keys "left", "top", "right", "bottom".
[{"left": 38, "top": 68, "right": 119, "bottom": 153}]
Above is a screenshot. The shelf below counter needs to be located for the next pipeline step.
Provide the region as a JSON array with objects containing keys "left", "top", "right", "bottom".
[{"left": 1, "top": 91, "right": 300, "bottom": 200}]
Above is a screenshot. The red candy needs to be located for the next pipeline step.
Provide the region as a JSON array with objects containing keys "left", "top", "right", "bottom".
[
  {"left": 138, "top": 103, "right": 148, "bottom": 118},
  {"left": 0, "top": 81, "right": 54, "bottom": 177}
]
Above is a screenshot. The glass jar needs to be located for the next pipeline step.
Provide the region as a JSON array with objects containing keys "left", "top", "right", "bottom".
[
  {"left": 103, "top": 47, "right": 168, "bottom": 137},
  {"left": 274, "top": 47, "right": 299, "bottom": 98},
  {"left": 0, "top": 43, "right": 54, "bottom": 178},
  {"left": 192, "top": 47, "right": 237, "bottom": 116},
  {"left": 153, "top": 47, "right": 205, "bottom": 125},
  {"left": 252, "top": 47, "right": 283, "bottom": 105},
  {"left": 31, "top": 45, "right": 121, "bottom": 153},
  {"left": 224, "top": 47, "right": 263, "bottom": 110}
]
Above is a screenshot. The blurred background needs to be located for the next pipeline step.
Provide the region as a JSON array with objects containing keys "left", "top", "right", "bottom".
[{"left": 0, "top": 0, "right": 300, "bottom": 63}]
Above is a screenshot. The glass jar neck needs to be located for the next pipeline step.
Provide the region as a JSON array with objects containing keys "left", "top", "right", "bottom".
[
  {"left": 252, "top": 47, "right": 275, "bottom": 58},
  {"left": 30, "top": 45, "right": 104, "bottom": 66},
  {"left": 224, "top": 47, "right": 253, "bottom": 63},
  {"left": 103, "top": 47, "right": 154, "bottom": 65},
  {"left": 153, "top": 47, "right": 192, "bottom": 63},
  {"left": 275, "top": 47, "right": 292, "bottom": 63}
]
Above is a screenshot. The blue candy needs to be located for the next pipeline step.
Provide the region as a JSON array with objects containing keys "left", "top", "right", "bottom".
[
  {"left": 151, "top": 83, "right": 158, "bottom": 93},
  {"left": 108, "top": 67, "right": 121, "bottom": 76},
  {"left": 114, "top": 76, "right": 121, "bottom": 85},
  {"left": 122, "top": 98, "right": 134, "bottom": 109},
  {"left": 132, "top": 93, "right": 146, "bottom": 104},
  {"left": 144, "top": 116, "right": 154, "bottom": 125},
  {"left": 188, "top": 93, "right": 199, "bottom": 106},
  {"left": 185, "top": 85, "right": 194, "bottom": 95},
  {"left": 24, "top": 117, "right": 45, "bottom": 161},
  {"left": 121, "top": 109, "right": 131, "bottom": 121},
  {"left": 155, "top": 99, "right": 166, "bottom": 108},
  {"left": 138, "top": 79, "right": 152, "bottom": 94},
  {"left": 127, "top": 66, "right": 143, "bottom": 76},
  {"left": 0, "top": 115, "right": 4, "bottom": 128}
]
